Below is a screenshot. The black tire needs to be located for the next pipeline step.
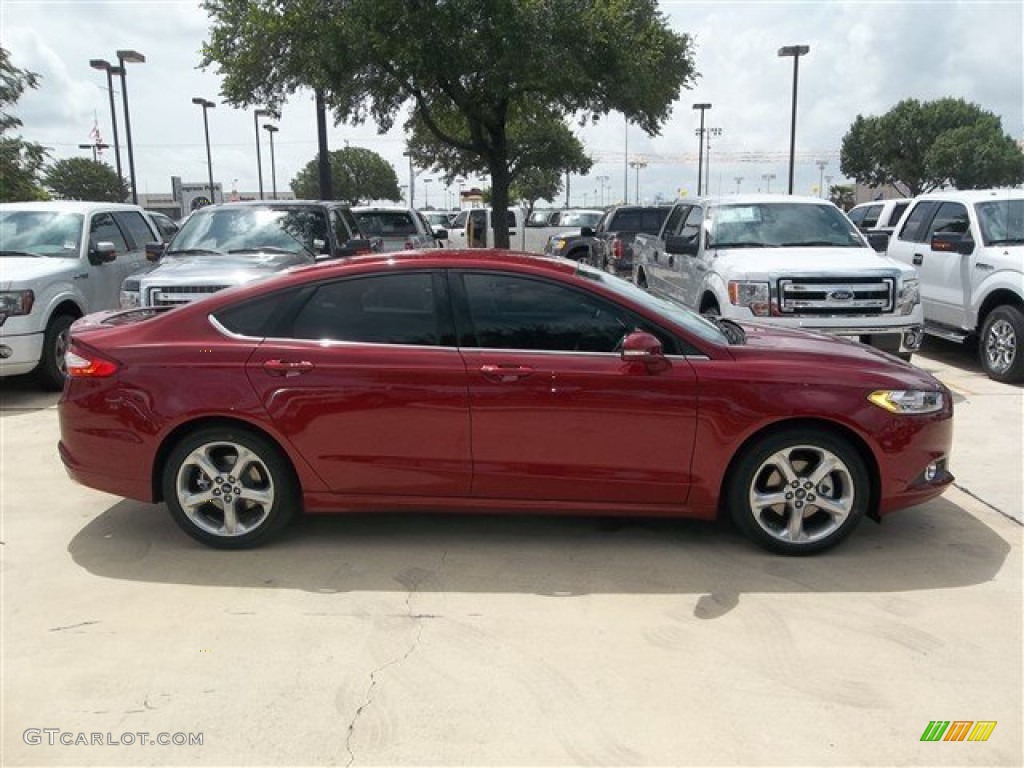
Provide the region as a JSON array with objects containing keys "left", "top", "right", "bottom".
[
  {"left": 726, "top": 428, "right": 870, "bottom": 555},
  {"left": 979, "top": 305, "right": 1024, "bottom": 384},
  {"left": 636, "top": 269, "right": 649, "bottom": 289},
  {"left": 701, "top": 301, "right": 720, "bottom": 317},
  {"left": 162, "top": 426, "right": 299, "bottom": 549},
  {"left": 896, "top": 352, "right": 914, "bottom": 363},
  {"left": 36, "top": 314, "right": 75, "bottom": 391}
]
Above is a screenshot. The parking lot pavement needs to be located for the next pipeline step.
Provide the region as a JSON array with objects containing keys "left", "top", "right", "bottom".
[{"left": 2, "top": 342, "right": 1021, "bottom": 767}]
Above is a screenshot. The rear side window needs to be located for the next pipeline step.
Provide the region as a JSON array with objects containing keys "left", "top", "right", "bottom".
[
  {"left": 886, "top": 202, "right": 910, "bottom": 228},
  {"left": 847, "top": 206, "right": 868, "bottom": 227},
  {"left": 897, "top": 201, "right": 940, "bottom": 243},
  {"left": 859, "top": 204, "right": 882, "bottom": 228},
  {"left": 113, "top": 211, "right": 157, "bottom": 249},
  {"left": 213, "top": 288, "right": 302, "bottom": 337}
]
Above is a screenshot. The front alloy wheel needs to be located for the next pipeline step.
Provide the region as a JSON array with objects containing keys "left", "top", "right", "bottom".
[
  {"left": 728, "top": 430, "right": 869, "bottom": 555},
  {"left": 980, "top": 305, "right": 1024, "bottom": 383}
]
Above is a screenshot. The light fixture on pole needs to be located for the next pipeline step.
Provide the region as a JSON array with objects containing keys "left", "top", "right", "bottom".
[
  {"left": 778, "top": 44, "right": 810, "bottom": 195},
  {"left": 628, "top": 159, "right": 647, "bottom": 204},
  {"left": 88, "top": 59, "right": 123, "bottom": 187},
  {"left": 192, "top": 97, "right": 216, "bottom": 203},
  {"left": 78, "top": 143, "right": 110, "bottom": 162},
  {"left": 816, "top": 159, "right": 829, "bottom": 198},
  {"left": 762, "top": 173, "right": 776, "bottom": 193},
  {"left": 734, "top": 176, "right": 744, "bottom": 194},
  {"left": 254, "top": 108, "right": 272, "bottom": 200},
  {"left": 692, "top": 103, "right": 711, "bottom": 196},
  {"left": 596, "top": 175, "right": 609, "bottom": 206},
  {"left": 402, "top": 151, "right": 415, "bottom": 207},
  {"left": 115, "top": 50, "right": 145, "bottom": 204},
  {"left": 263, "top": 124, "right": 279, "bottom": 200}
]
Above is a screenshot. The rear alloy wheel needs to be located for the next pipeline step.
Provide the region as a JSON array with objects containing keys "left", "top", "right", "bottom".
[
  {"left": 727, "top": 429, "right": 869, "bottom": 555},
  {"left": 36, "top": 314, "right": 75, "bottom": 391},
  {"left": 979, "top": 305, "right": 1024, "bottom": 383},
  {"left": 162, "top": 427, "right": 298, "bottom": 548}
]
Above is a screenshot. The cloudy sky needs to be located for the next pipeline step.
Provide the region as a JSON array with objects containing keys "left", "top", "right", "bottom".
[{"left": 4, "top": 0, "right": 1022, "bottom": 208}]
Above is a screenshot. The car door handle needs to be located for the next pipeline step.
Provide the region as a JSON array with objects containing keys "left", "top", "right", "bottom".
[
  {"left": 263, "top": 359, "right": 315, "bottom": 376},
  {"left": 912, "top": 253, "right": 924, "bottom": 266},
  {"left": 975, "top": 262, "right": 994, "bottom": 271},
  {"left": 480, "top": 364, "right": 534, "bottom": 382},
  {"left": 73, "top": 272, "right": 89, "bottom": 279}
]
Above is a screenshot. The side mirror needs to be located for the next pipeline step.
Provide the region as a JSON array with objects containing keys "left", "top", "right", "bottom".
[
  {"left": 336, "top": 238, "right": 374, "bottom": 257},
  {"left": 866, "top": 232, "right": 890, "bottom": 252},
  {"left": 89, "top": 241, "right": 117, "bottom": 265},
  {"left": 580, "top": 226, "right": 595, "bottom": 237},
  {"left": 664, "top": 234, "right": 699, "bottom": 257},
  {"left": 312, "top": 238, "right": 328, "bottom": 253},
  {"left": 145, "top": 242, "right": 165, "bottom": 262},
  {"left": 620, "top": 331, "right": 671, "bottom": 373},
  {"left": 434, "top": 228, "right": 448, "bottom": 240},
  {"left": 931, "top": 231, "right": 974, "bottom": 255}
]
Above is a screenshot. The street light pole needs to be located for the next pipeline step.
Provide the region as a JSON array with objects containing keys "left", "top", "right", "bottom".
[
  {"left": 89, "top": 60, "right": 123, "bottom": 188},
  {"left": 816, "top": 159, "right": 829, "bottom": 198},
  {"left": 705, "top": 127, "right": 722, "bottom": 196},
  {"left": 402, "top": 151, "right": 415, "bottom": 207},
  {"left": 596, "top": 175, "right": 609, "bottom": 207},
  {"left": 628, "top": 159, "right": 647, "bottom": 204},
  {"left": 778, "top": 44, "right": 810, "bottom": 195},
  {"left": 254, "top": 108, "right": 271, "bottom": 200},
  {"left": 115, "top": 50, "right": 144, "bottom": 205},
  {"left": 735, "top": 176, "right": 743, "bottom": 194},
  {"left": 263, "top": 124, "right": 279, "bottom": 200},
  {"left": 423, "top": 178, "right": 434, "bottom": 208},
  {"left": 762, "top": 173, "right": 776, "bottom": 193},
  {"left": 692, "top": 103, "right": 711, "bottom": 196},
  {"left": 192, "top": 97, "right": 216, "bottom": 203}
]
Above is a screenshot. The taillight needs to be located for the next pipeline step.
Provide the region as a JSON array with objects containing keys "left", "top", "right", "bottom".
[
  {"left": 613, "top": 239, "right": 624, "bottom": 260},
  {"left": 66, "top": 343, "right": 119, "bottom": 378}
]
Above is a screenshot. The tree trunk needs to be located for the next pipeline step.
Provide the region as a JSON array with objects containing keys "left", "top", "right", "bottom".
[{"left": 486, "top": 124, "right": 512, "bottom": 249}]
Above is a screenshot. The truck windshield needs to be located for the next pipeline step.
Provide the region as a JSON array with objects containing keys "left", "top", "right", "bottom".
[
  {"left": 708, "top": 203, "right": 865, "bottom": 249},
  {"left": 0, "top": 211, "right": 83, "bottom": 258},
  {"left": 168, "top": 207, "right": 326, "bottom": 256},
  {"left": 976, "top": 199, "right": 1024, "bottom": 245}
]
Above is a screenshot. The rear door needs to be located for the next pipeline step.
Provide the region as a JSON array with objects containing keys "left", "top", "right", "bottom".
[{"left": 244, "top": 270, "right": 472, "bottom": 496}]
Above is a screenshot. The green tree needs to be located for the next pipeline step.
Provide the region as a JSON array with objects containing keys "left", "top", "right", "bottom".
[
  {"left": 290, "top": 146, "right": 401, "bottom": 204},
  {"left": 1, "top": 47, "right": 49, "bottom": 202},
  {"left": 829, "top": 184, "right": 855, "bottom": 211},
  {"left": 202, "top": 0, "right": 695, "bottom": 247},
  {"left": 43, "top": 157, "right": 128, "bottom": 201},
  {"left": 510, "top": 166, "right": 565, "bottom": 220},
  {"left": 840, "top": 98, "right": 1024, "bottom": 196}
]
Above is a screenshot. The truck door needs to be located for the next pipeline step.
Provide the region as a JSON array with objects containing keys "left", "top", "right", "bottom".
[
  {"left": 647, "top": 204, "right": 688, "bottom": 294},
  {"left": 917, "top": 201, "right": 972, "bottom": 328}
]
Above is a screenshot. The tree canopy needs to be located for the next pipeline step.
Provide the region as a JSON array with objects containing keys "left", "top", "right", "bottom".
[
  {"left": 43, "top": 157, "right": 128, "bottom": 202},
  {"left": 202, "top": 0, "right": 696, "bottom": 247},
  {"left": 840, "top": 98, "right": 1024, "bottom": 196},
  {"left": 290, "top": 146, "right": 401, "bottom": 204},
  {"left": 1, "top": 47, "right": 49, "bottom": 202}
]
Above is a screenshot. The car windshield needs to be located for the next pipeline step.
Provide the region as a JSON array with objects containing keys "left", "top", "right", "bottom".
[
  {"left": 976, "top": 199, "right": 1024, "bottom": 245},
  {"left": 559, "top": 211, "right": 603, "bottom": 228},
  {"left": 168, "top": 206, "right": 327, "bottom": 256},
  {"left": 356, "top": 210, "right": 420, "bottom": 237},
  {"left": 574, "top": 262, "right": 728, "bottom": 345},
  {"left": 708, "top": 202, "right": 866, "bottom": 249},
  {"left": 0, "top": 211, "right": 84, "bottom": 257}
]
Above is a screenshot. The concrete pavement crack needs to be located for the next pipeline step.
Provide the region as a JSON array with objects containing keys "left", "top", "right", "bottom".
[
  {"left": 954, "top": 482, "right": 1022, "bottom": 525},
  {"left": 343, "top": 550, "right": 446, "bottom": 767}
]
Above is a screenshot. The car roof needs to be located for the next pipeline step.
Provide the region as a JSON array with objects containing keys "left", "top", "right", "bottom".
[
  {"left": 701, "top": 194, "right": 837, "bottom": 206},
  {"left": 911, "top": 188, "right": 1024, "bottom": 203},
  {"left": 295, "top": 249, "right": 580, "bottom": 281},
  {"left": 353, "top": 205, "right": 415, "bottom": 212},
  {"left": 0, "top": 201, "right": 148, "bottom": 214},
  {"left": 202, "top": 199, "right": 345, "bottom": 209},
  {"left": 851, "top": 198, "right": 912, "bottom": 209}
]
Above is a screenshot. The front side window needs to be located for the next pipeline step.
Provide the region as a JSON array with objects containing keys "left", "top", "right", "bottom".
[
  {"left": 89, "top": 212, "right": 129, "bottom": 252},
  {"left": 859, "top": 204, "right": 882, "bottom": 229},
  {"left": 288, "top": 273, "right": 439, "bottom": 346},
  {"left": 113, "top": 211, "right": 156, "bottom": 250},
  {"left": 0, "top": 211, "right": 83, "bottom": 257},
  {"left": 928, "top": 202, "right": 970, "bottom": 238},
  {"left": 330, "top": 209, "right": 353, "bottom": 246},
  {"left": 661, "top": 205, "right": 688, "bottom": 238}
]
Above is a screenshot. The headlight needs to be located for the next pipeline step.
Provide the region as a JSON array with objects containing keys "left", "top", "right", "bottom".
[
  {"left": 727, "top": 281, "right": 771, "bottom": 316},
  {"left": 897, "top": 278, "right": 920, "bottom": 315},
  {"left": 868, "top": 389, "right": 944, "bottom": 414},
  {"left": 0, "top": 290, "right": 35, "bottom": 324},
  {"left": 120, "top": 280, "right": 140, "bottom": 309}
]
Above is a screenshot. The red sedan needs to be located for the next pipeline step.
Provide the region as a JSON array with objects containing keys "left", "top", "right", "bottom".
[{"left": 58, "top": 251, "right": 953, "bottom": 554}]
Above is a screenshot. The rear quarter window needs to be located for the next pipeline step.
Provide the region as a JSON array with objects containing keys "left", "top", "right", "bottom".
[{"left": 212, "top": 288, "right": 302, "bottom": 337}]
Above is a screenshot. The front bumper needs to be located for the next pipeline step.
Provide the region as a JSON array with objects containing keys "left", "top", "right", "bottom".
[{"left": 0, "top": 331, "right": 44, "bottom": 377}]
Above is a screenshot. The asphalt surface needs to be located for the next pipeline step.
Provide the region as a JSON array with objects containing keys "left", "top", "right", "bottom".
[{"left": 1, "top": 336, "right": 1021, "bottom": 767}]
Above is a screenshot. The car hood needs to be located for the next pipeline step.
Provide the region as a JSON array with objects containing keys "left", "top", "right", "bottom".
[
  {"left": 729, "top": 322, "right": 941, "bottom": 389},
  {"left": 713, "top": 246, "right": 915, "bottom": 277},
  {"left": 142, "top": 251, "right": 311, "bottom": 281},
  {"left": 0, "top": 256, "right": 79, "bottom": 289}
]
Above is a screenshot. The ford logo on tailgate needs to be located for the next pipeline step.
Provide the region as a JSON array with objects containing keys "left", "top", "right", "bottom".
[{"left": 829, "top": 289, "right": 855, "bottom": 301}]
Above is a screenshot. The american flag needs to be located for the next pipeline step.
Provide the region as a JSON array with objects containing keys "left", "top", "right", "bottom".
[{"left": 89, "top": 116, "right": 104, "bottom": 156}]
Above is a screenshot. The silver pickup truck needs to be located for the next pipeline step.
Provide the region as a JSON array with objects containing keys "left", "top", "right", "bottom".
[
  {"left": 122, "top": 200, "right": 372, "bottom": 308},
  {"left": 633, "top": 195, "right": 924, "bottom": 359}
]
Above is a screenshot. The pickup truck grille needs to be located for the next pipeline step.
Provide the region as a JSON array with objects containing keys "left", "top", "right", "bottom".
[
  {"left": 146, "top": 285, "right": 228, "bottom": 307},
  {"left": 777, "top": 277, "right": 894, "bottom": 316}
]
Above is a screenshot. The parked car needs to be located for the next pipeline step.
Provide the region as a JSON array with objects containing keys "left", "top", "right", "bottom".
[
  {"left": 886, "top": 188, "right": 1024, "bottom": 383},
  {"left": 0, "top": 201, "right": 158, "bottom": 388},
  {"left": 848, "top": 198, "right": 912, "bottom": 251},
  {"left": 353, "top": 206, "right": 442, "bottom": 251},
  {"left": 59, "top": 251, "right": 953, "bottom": 555},
  {"left": 541, "top": 209, "right": 605, "bottom": 260},
  {"left": 633, "top": 195, "right": 924, "bottom": 359},
  {"left": 591, "top": 205, "right": 672, "bottom": 276},
  {"left": 121, "top": 200, "right": 373, "bottom": 308},
  {"left": 448, "top": 207, "right": 525, "bottom": 249}
]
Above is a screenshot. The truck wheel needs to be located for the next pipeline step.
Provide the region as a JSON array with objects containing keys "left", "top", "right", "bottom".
[
  {"left": 36, "top": 314, "right": 75, "bottom": 391},
  {"left": 979, "top": 305, "right": 1024, "bottom": 384}
]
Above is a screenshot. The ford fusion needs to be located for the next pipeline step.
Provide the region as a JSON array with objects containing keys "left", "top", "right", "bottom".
[{"left": 58, "top": 251, "right": 953, "bottom": 554}]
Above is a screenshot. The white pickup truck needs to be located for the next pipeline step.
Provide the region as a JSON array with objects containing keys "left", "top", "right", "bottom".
[
  {"left": 633, "top": 195, "right": 924, "bottom": 358},
  {"left": 885, "top": 189, "right": 1024, "bottom": 383},
  {"left": 0, "top": 201, "right": 156, "bottom": 389}
]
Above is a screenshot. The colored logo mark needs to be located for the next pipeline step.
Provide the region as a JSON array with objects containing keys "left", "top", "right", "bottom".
[{"left": 920, "top": 721, "right": 997, "bottom": 742}]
